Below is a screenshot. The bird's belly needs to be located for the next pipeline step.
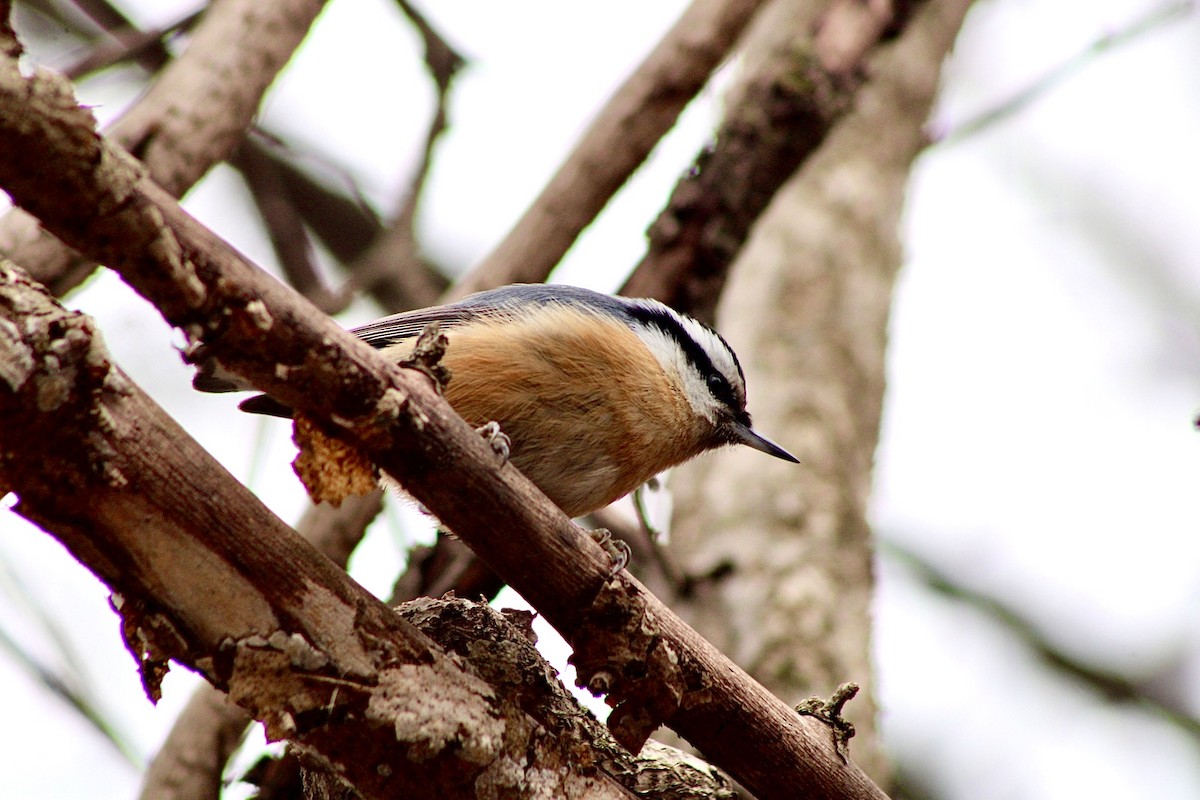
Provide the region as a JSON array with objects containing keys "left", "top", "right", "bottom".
[
  {"left": 458, "top": 406, "right": 665, "bottom": 518},
  {"left": 428, "top": 315, "right": 706, "bottom": 517}
]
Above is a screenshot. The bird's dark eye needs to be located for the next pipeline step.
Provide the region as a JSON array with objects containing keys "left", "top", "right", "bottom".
[{"left": 706, "top": 373, "right": 726, "bottom": 396}]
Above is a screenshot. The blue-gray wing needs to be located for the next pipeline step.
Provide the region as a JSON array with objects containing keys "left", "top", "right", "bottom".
[
  {"left": 350, "top": 303, "right": 493, "bottom": 347},
  {"left": 195, "top": 284, "right": 630, "bottom": 411},
  {"left": 351, "top": 284, "right": 630, "bottom": 349}
]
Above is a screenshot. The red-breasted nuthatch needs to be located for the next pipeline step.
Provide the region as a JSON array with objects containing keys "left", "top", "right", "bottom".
[{"left": 195, "top": 284, "right": 797, "bottom": 518}]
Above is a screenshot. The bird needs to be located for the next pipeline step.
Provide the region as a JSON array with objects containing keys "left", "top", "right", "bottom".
[{"left": 194, "top": 284, "right": 798, "bottom": 518}]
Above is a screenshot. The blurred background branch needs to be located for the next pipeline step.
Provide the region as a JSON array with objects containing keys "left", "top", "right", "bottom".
[{"left": 1, "top": 0, "right": 1198, "bottom": 797}]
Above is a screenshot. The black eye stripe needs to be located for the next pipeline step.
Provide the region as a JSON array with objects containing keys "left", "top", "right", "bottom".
[{"left": 624, "top": 304, "right": 744, "bottom": 413}]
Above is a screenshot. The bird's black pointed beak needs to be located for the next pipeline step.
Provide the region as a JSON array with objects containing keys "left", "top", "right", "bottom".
[{"left": 729, "top": 420, "right": 799, "bottom": 463}]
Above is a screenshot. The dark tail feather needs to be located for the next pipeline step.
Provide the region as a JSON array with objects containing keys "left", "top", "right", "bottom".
[
  {"left": 192, "top": 356, "right": 249, "bottom": 394},
  {"left": 193, "top": 374, "right": 244, "bottom": 393},
  {"left": 191, "top": 353, "right": 293, "bottom": 417},
  {"left": 239, "top": 394, "right": 295, "bottom": 418}
]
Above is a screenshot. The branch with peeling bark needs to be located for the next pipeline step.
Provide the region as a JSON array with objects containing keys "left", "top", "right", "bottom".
[
  {"left": 0, "top": 263, "right": 638, "bottom": 799},
  {"left": 0, "top": 45, "right": 888, "bottom": 800}
]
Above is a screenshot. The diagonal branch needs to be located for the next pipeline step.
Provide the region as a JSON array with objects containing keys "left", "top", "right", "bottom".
[
  {"left": 883, "top": 541, "right": 1200, "bottom": 741},
  {"left": 335, "top": 0, "right": 465, "bottom": 312},
  {"left": 135, "top": 491, "right": 384, "bottom": 800},
  {"left": 0, "top": 263, "right": 633, "bottom": 800},
  {"left": 621, "top": 0, "right": 916, "bottom": 324},
  {"left": 942, "top": 0, "right": 1192, "bottom": 145},
  {"left": 0, "top": 44, "right": 888, "bottom": 800},
  {"left": 451, "top": 0, "right": 768, "bottom": 298},
  {"left": 62, "top": 7, "right": 201, "bottom": 80}
]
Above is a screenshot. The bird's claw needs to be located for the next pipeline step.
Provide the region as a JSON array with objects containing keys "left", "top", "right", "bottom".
[
  {"left": 475, "top": 421, "right": 511, "bottom": 462},
  {"left": 588, "top": 528, "right": 631, "bottom": 577}
]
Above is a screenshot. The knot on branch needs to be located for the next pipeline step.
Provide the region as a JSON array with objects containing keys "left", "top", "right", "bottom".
[
  {"left": 568, "top": 580, "right": 688, "bottom": 753},
  {"left": 398, "top": 321, "right": 451, "bottom": 393},
  {"left": 795, "top": 681, "right": 860, "bottom": 763}
]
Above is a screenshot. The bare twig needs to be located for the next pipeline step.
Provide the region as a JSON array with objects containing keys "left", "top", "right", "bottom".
[
  {"left": 942, "top": 0, "right": 1193, "bottom": 145},
  {"left": 62, "top": 8, "right": 201, "bottom": 80},
  {"left": 229, "top": 1, "right": 465, "bottom": 314},
  {"left": 0, "top": 54, "right": 889, "bottom": 799},
  {"left": 230, "top": 139, "right": 343, "bottom": 312},
  {"left": 882, "top": 540, "right": 1200, "bottom": 742},
  {"left": 451, "top": 0, "right": 768, "bottom": 299},
  {"left": 238, "top": 131, "right": 385, "bottom": 267},
  {"left": 391, "top": 0, "right": 464, "bottom": 96},
  {"left": 335, "top": 0, "right": 465, "bottom": 312}
]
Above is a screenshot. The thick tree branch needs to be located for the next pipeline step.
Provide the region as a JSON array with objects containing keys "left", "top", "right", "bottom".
[
  {"left": 0, "top": 51, "right": 887, "bottom": 800},
  {"left": 137, "top": 491, "right": 384, "bottom": 800},
  {"left": 622, "top": 0, "right": 913, "bottom": 325},
  {"left": 0, "top": 263, "right": 633, "bottom": 800},
  {"left": 399, "top": 597, "right": 736, "bottom": 799},
  {"left": 451, "top": 0, "right": 767, "bottom": 298},
  {"left": 154, "top": 23, "right": 465, "bottom": 762}
]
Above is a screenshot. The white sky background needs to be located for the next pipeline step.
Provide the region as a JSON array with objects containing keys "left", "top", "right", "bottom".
[{"left": 1, "top": 0, "right": 1198, "bottom": 797}]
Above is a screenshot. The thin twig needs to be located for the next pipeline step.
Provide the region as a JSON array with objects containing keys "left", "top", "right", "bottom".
[
  {"left": 337, "top": 0, "right": 466, "bottom": 311},
  {"left": 941, "top": 0, "right": 1194, "bottom": 145},
  {"left": 62, "top": 8, "right": 201, "bottom": 80},
  {"left": 229, "top": 138, "right": 345, "bottom": 313},
  {"left": 881, "top": 539, "right": 1200, "bottom": 741},
  {"left": 239, "top": 130, "right": 384, "bottom": 267},
  {"left": 451, "top": 0, "right": 768, "bottom": 299}
]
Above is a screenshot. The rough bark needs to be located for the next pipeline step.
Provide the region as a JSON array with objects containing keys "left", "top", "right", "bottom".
[
  {"left": 620, "top": 0, "right": 907, "bottom": 325},
  {"left": 137, "top": 492, "right": 383, "bottom": 800},
  {"left": 0, "top": 53, "right": 889, "bottom": 799},
  {"left": 663, "top": 0, "right": 973, "bottom": 782},
  {"left": 0, "top": 263, "right": 632, "bottom": 800}
]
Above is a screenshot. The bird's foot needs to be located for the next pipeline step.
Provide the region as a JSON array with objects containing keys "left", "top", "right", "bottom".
[
  {"left": 588, "top": 528, "right": 631, "bottom": 578},
  {"left": 475, "top": 421, "right": 511, "bottom": 463}
]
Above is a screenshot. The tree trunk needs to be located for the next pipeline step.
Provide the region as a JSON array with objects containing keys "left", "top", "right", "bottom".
[{"left": 664, "top": 0, "right": 973, "bottom": 783}]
